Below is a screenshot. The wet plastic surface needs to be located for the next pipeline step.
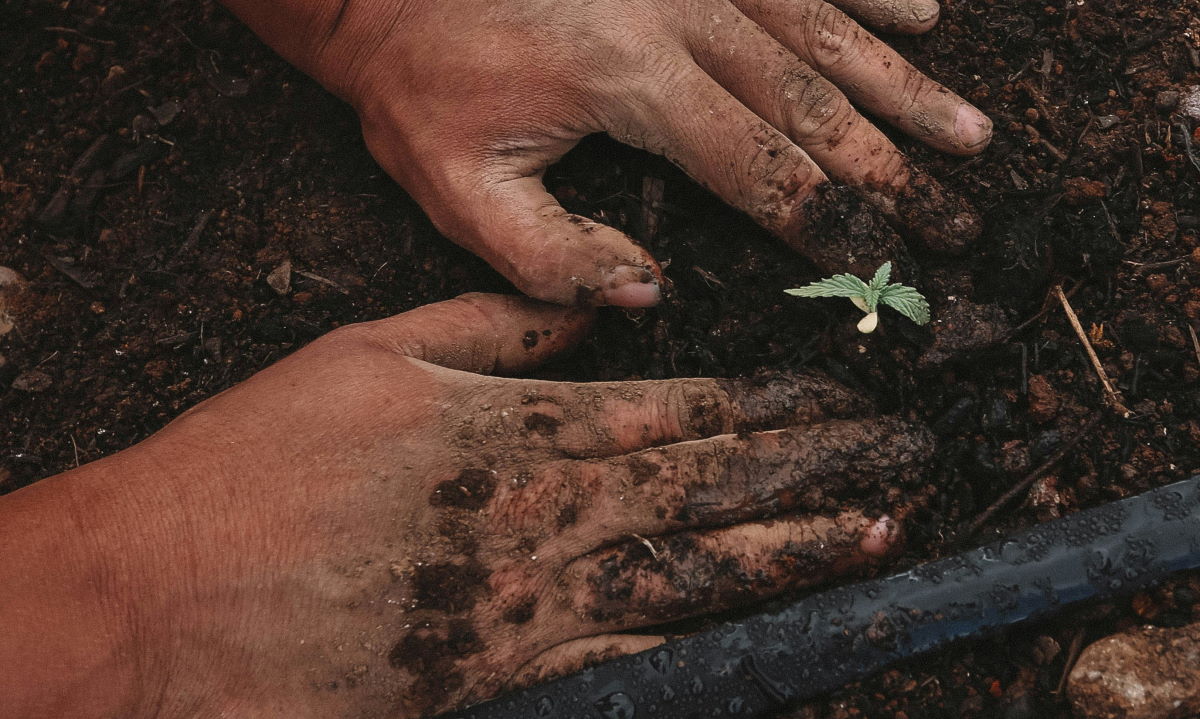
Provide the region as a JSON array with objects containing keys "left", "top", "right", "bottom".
[{"left": 441, "top": 477, "right": 1200, "bottom": 719}]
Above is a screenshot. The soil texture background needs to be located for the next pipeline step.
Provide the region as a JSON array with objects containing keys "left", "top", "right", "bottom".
[{"left": 2, "top": 0, "right": 1200, "bottom": 716}]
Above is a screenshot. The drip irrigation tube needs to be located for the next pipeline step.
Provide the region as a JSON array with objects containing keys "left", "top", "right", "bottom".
[{"left": 441, "top": 476, "right": 1200, "bottom": 719}]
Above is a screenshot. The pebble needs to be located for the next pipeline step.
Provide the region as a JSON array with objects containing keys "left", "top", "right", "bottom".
[
  {"left": 1155, "top": 90, "right": 1181, "bottom": 113},
  {"left": 12, "top": 370, "right": 53, "bottom": 393},
  {"left": 266, "top": 259, "right": 292, "bottom": 296},
  {"left": 1097, "top": 115, "right": 1120, "bottom": 130},
  {"left": 1068, "top": 622, "right": 1200, "bottom": 719},
  {"left": 1181, "top": 86, "right": 1200, "bottom": 122},
  {"left": 0, "top": 266, "right": 24, "bottom": 337}
]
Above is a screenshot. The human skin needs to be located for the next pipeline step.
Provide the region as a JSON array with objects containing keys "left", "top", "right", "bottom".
[
  {"left": 0, "top": 293, "right": 934, "bottom": 718},
  {"left": 219, "top": 0, "right": 993, "bottom": 307}
]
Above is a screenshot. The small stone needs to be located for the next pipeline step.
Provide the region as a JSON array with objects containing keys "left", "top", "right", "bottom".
[
  {"left": 1182, "top": 86, "right": 1200, "bottom": 122},
  {"left": 1155, "top": 90, "right": 1181, "bottom": 113},
  {"left": 1068, "top": 623, "right": 1200, "bottom": 719},
  {"left": 148, "top": 100, "right": 181, "bottom": 126},
  {"left": 1096, "top": 115, "right": 1120, "bottom": 130},
  {"left": 12, "top": 370, "right": 52, "bottom": 393},
  {"left": 266, "top": 260, "right": 292, "bottom": 296}
]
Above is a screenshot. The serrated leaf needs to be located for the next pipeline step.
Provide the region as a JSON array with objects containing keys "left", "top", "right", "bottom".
[
  {"left": 868, "top": 262, "right": 892, "bottom": 293},
  {"left": 878, "top": 284, "right": 931, "bottom": 325},
  {"left": 784, "top": 273, "right": 869, "bottom": 299},
  {"left": 862, "top": 286, "right": 881, "bottom": 312}
]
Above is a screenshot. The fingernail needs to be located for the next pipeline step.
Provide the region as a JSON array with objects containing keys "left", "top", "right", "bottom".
[
  {"left": 955, "top": 104, "right": 994, "bottom": 150},
  {"left": 910, "top": 0, "right": 940, "bottom": 24},
  {"left": 601, "top": 266, "right": 662, "bottom": 308}
]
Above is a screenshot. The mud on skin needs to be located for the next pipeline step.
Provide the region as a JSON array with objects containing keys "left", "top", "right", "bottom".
[{"left": 785, "top": 183, "right": 916, "bottom": 280}]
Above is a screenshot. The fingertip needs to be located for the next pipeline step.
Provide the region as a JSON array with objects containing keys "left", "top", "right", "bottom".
[
  {"left": 598, "top": 265, "right": 663, "bottom": 308},
  {"left": 898, "top": 0, "right": 940, "bottom": 33},
  {"left": 954, "top": 104, "right": 994, "bottom": 154}
]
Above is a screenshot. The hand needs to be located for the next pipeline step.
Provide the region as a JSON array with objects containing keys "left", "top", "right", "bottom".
[
  {"left": 225, "top": 0, "right": 993, "bottom": 306},
  {"left": 0, "top": 294, "right": 933, "bottom": 717}
]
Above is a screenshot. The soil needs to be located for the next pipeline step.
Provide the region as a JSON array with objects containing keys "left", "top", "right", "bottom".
[{"left": 3, "top": 0, "right": 1200, "bottom": 717}]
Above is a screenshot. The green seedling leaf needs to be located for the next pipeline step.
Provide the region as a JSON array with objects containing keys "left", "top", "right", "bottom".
[
  {"left": 868, "top": 262, "right": 892, "bottom": 293},
  {"left": 784, "top": 273, "right": 869, "bottom": 299},
  {"left": 878, "top": 284, "right": 931, "bottom": 325},
  {"left": 786, "top": 262, "right": 930, "bottom": 334}
]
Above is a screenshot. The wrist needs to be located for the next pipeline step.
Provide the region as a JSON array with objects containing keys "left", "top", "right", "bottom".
[{"left": 0, "top": 458, "right": 152, "bottom": 716}]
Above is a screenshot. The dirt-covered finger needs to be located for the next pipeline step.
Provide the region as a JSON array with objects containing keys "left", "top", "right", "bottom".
[
  {"left": 517, "top": 417, "right": 931, "bottom": 559},
  {"left": 499, "top": 371, "right": 873, "bottom": 460},
  {"left": 363, "top": 122, "right": 662, "bottom": 308},
  {"left": 822, "top": 0, "right": 942, "bottom": 34},
  {"left": 685, "top": 3, "right": 975, "bottom": 253},
  {"left": 734, "top": 0, "right": 992, "bottom": 156},
  {"left": 508, "top": 635, "right": 665, "bottom": 690},
  {"left": 605, "top": 61, "right": 834, "bottom": 248},
  {"left": 562, "top": 511, "right": 900, "bottom": 629}
]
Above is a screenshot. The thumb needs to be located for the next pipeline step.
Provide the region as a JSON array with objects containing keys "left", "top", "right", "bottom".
[
  {"left": 355, "top": 293, "right": 594, "bottom": 375},
  {"left": 396, "top": 149, "right": 663, "bottom": 307},
  {"left": 440, "top": 172, "right": 662, "bottom": 307}
]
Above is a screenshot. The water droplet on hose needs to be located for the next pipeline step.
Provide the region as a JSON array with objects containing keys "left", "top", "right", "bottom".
[
  {"left": 594, "top": 692, "right": 635, "bottom": 719},
  {"left": 534, "top": 695, "right": 554, "bottom": 717},
  {"left": 648, "top": 648, "right": 673, "bottom": 675},
  {"left": 689, "top": 676, "right": 705, "bottom": 695}
]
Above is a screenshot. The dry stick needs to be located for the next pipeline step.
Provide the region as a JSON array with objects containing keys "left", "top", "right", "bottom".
[
  {"left": 1007, "top": 280, "right": 1083, "bottom": 339},
  {"left": 1189, "top": 324, "right": 1200, "bottom": 369},
  {"left": 1053, "top": 285, "right": 1133, "bottom": 417},
  {"left": 966, "top": 414, "right": 1104, "bottom": 537}
]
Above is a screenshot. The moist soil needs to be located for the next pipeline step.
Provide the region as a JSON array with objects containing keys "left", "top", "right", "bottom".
[{"left": 3, "top": 0, "right": 1200, "bottom": 717}]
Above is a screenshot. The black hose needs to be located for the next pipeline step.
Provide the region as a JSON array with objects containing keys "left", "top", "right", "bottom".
[{"left": 440, "top": 476, "right": 1200, "bottom": 719}]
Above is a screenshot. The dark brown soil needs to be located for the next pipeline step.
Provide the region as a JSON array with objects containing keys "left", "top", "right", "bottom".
[{"left": 2, "top": 0, "right": 1200, "bottom": 717}]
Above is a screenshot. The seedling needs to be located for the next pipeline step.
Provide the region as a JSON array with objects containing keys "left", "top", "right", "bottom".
[{"left": 785, "top": 262, "right": 930, "bottom": 334}]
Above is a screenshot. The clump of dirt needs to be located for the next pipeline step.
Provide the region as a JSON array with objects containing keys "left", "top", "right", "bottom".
[{"left": 2, "top": 0, "right": 1199, "bottom": 717}]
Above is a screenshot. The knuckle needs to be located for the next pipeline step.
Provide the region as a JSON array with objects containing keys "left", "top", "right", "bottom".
[
  {"left": 734, "top": 126, "right": 820, "bottom": 231},
  {"left": 803, "top": 4, "right": 864, "bottom": 72},
  {"left": 788, "top": 73, "right": 850, "bottom": 137}
]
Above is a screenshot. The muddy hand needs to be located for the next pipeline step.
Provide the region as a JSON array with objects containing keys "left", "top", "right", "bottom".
[
  {"left": 1, "top": 294, "right": 933, "bottom": 717},
  {"left": 222, "top": 0, "right": 992, "bottom": 305}
]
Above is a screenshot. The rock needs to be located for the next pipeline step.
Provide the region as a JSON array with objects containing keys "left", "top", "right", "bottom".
[
  {"left": 1097, "top": 115, "right": 1120, "bottom": 130},
  {"left": 1155, "top": 90, "right": 1181, "bottom": 113},
  {"left": 1068, "top": 623, "right": 1200, "bottom": 719},
  {"left": 12, "top": 370, "right": 52, "bottom": 393},
  {"left": 149, "top": 99, "right": 181, "bottom": 126},
  {"left": 0, "top": 266, "right": 25, "bottom": 338},
  {"left": 266, "top": 259, "right": 292, "bottom": 296},
  {"left": 1181, "top": 86, "right": 1200, "bottom": 122},
  {"left": 0, "top": 266, "right": 21, "bottom": 288}
]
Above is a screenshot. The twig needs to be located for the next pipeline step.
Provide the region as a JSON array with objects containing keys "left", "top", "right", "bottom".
[
  {"left": 1178, "top": 121, "right": 1200, "bottom": 178},
  {"left": 1007, "top": 280, "right": 1083, "bottom": 339},
  {"left": 44, "top": 26, "right": 117, "bottom": 46},
  {"left": 1122, "top": 255, "right": 1188, "bottom": 273},
  {"left": 631, "top": 534, "right": 659, "bottom": 560},
  {"left": 1188, "top": 324, "right": 1200, "bottom": 368},
  {"left": 1055, "top": 628, "right": 1087, "bottom": 695},
  {"left": 295, "top": 269, "right": 351, "bottom": 295},
  {"left": 1054, "top": 285, "right": 1132, "bottom": 417},
  {"left": 966, "top": 414, "right": 1103, "bottom": 536}
]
